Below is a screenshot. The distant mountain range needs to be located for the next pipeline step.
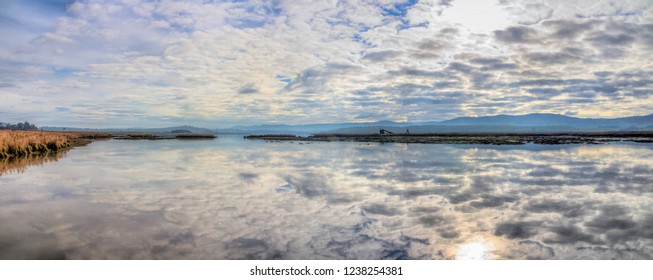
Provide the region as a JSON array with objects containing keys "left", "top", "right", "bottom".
[
  {"left": 440, "top": 113, "right": 653, "bottom": 128},
  {"left": 42, "top": 125, "right": 214, "bottom": 134},
  {"left": 41, "top": 113, "right": 653, "bottom": 134},
  {"left": 221, "top": 113, "right": 653, "bottom": 134},
  {"left": 218, "top": 120, "right": 405, "bottom": 134}
]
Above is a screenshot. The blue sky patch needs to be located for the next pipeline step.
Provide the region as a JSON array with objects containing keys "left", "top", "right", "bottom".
[{"left": 382, "top": 0, "right": 418, "bottom": 17}]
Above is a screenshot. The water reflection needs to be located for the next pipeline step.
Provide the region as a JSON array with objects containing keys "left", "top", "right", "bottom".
[
  {"left": 455, "top": 238, "right": 495, "bottom": 260},
  {"left": 1, "top": 137, "right": 652, "bottom": 259},
  {"left": 1, "top": 152, "right": 66, "bottom": 176}
]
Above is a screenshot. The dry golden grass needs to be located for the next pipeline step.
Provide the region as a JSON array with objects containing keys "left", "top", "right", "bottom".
[{"left": 0, "top": 130, "right": 111, "bottom": 158}]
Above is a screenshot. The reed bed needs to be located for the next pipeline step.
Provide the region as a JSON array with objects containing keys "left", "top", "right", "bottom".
[{"left": 0, "top": 130, "right": 110, "bottom": 158}]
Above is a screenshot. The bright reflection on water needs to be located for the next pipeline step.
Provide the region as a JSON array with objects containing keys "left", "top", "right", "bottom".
[
  {"left": 1, "top": 136, "right": 653, "bottom": 259},
  {"left": 455, "top": 238, "right": 493, "bottom": 260}
]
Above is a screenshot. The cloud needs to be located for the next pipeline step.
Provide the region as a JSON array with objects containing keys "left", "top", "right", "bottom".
[
  {"left": 237, "top": 83, "right": 259, "bottom": 94},
  {"left": 416, "top": 38, "right": 450, "bottom": 51},
  {"left": 525, "top": 50, "right": 582, "bottom": 64},
  {"left": 543, "top": 20, "right": 598, "bottom": 39},
  {"left": 523, "top": 199, "right": 587, "bottom": 218},
  {"left": 362, "top": 203, "right": 404, "bottom": 216},
  {"left": 361, "top": 50, "right": 402, "bottom": 62},
  {"left": 0, "top": 82, "right": 16, "bottom": 88},
  {"left": 495, "top": 222, "right": 538, "bottom": 239},
  {"left": 544, "top": 225, "right": 600, "bottom": 245},
  {"left": 283, "top": 63, "right": 362, "bottom": 94},
  {"left": 587, "top": 33, "right": 637, "bottom": 46},
  {"left": 494, "top": 26, "right": 538, "bottom": 43},
  {"left": 0, "top": 0, "right": 652, "bottom": 127},
  {"left": 387, "top": 68, "right": 455, "bottom": 79},
  {"left": 446, "top": 62, "right": 474, "bottom": 73}
]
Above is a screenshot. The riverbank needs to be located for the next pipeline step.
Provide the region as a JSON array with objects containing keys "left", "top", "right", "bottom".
[
  {"left": 112, "top": 132, "right": 217, "bottom": 140},
  {"left": 0, "top": 130, "right": 217, "bottom": 175},
  {"left": 0, "top": 131, "right": 112, "bottom": 159},
  {"left": 0, "top": 130, "right": 218, "bottom": 159},
  {"left": 245, "top": 132, "right": 653, "bottom": 145}
]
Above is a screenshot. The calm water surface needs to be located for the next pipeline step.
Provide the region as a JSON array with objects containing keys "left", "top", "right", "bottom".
[{"left": 1, "top": 136, "right": 652, "bottom": 259}]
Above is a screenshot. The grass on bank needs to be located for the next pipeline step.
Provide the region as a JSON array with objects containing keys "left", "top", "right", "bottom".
[{"left": 0, "top": 130, "right": 111, "bottom": 158}]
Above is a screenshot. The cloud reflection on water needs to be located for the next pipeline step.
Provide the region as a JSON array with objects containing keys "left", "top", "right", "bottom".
[{"left": 1, "top": 138, "right": 652, "bottom": 259}]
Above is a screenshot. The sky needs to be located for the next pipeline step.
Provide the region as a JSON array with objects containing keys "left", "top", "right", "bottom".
[{"left": 1, "top": 0, "right": 652, "bottom": 128}]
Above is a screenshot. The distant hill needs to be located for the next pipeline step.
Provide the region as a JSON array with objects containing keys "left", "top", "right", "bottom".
[
  {"left": 328, "top": 113, "right": 653, "bottom": 134},
  {"left": 39, "top": 113, "right": 653, "bottom": 135},
  {"left": 439, "top": 113, "right": 653, "bottom": 129},
  {"left": 234, "top": 113, "right": 653, "bottom": 134},
  {"left": 221, "top": 120, "right": 414, "bottom": 134},
  {"left": 42, "top": 125, "right": 214, "bottom": 134},
  {"left": 441, "top": 113, "right": 580, "bottom": 126},
  {"left": 328, "top": 125, "right": 586, "bottom": 134}
]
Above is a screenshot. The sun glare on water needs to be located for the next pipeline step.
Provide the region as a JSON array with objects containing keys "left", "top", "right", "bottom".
[{"left": 455, "top": 238, "right": 494, "bottom": 260}]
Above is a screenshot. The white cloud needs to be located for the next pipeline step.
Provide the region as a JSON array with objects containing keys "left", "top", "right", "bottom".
[
  {"left": 0, "top": 0, "right": 652, "bottom": 127},
  {"left": 439, "top": 0, "right": 513, "bottom": 33}
]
